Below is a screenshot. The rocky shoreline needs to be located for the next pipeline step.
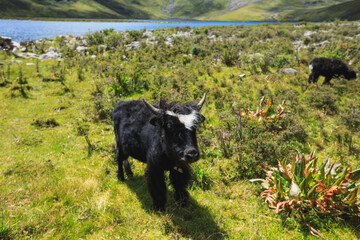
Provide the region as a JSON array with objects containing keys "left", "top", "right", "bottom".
[{"left": 2, "top": 22, "right": 360, "bottom": 66}]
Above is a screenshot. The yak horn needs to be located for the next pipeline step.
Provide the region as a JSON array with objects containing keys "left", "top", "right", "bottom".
[
  {"left": 143, "top": 98, "right": 161, "bottom": 115},
  {"left": 197, "top": 93, "right": 206, "bottom": 110}
]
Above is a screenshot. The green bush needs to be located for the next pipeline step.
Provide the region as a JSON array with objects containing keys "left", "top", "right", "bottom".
[{"left": 216, "top": 98, "right": 307, "bottom": 179}]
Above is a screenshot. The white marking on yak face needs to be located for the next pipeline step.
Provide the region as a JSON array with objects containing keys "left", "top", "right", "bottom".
[
  {"left": 166, "top": 110, "right": 199, "bottom": 130},
  {"left": 309, "top": 64, "right": 313, "bottom": 71}
]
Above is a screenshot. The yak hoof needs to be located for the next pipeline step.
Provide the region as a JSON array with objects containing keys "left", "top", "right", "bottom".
[
  {"left": 154, "top": 204, "right": 166, "bottom": 212},
  {"left": 117, "top": 171, "right": 126, "bottom": 182},
  {"left": 175, "top": 191, "right": 189, "bottom": 207}
]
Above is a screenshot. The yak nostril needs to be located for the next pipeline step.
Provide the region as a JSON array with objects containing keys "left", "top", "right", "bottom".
[{"left": 185, "top": 148, "right": 199, "bottom": 160}]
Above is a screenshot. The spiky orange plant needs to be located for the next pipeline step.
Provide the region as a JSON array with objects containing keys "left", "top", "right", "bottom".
[
  {"left": 251, "top": 151, "right": 360, "bottom": 238},
  {"left": 240, "top": 96, "right": 285, "bottom": 122},
  {"left": 252, "top": 151, "right": 360, "bottom": 217}
]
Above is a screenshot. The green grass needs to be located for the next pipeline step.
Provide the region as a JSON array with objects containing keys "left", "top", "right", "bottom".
[{"left": 1, "top": 22, "right": 360, "bottom": 239}]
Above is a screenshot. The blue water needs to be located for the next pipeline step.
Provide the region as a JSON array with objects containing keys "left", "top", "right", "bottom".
[{"left": 0, "top": 19, "right": 275, "bottom": 42}]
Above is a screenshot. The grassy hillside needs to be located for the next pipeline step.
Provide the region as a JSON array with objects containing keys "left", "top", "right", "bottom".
[
  {"left": 0, "top": 0, "right": 153, "bottom": 19},
  {"left": 1, "top": 22, "right": 360, "bottom": 239},
  {"left": 0, "top": 0, "right": 358, "bottom": 21},
  {"left": 285, "top": 0, "right": 360, "bottom": 21}
]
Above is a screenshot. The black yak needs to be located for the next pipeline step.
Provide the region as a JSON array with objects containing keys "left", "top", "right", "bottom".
[
  {"left": 308, "top": 57, "right": 357, "bottom": 85},
  {"left": 112, "top": 94, "right": 206, "bottom": 211}
]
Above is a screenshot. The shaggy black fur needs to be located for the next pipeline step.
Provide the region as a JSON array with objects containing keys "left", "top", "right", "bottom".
[
  {"left": 308, "top": 57, "right": 357, "bottom": 85},
  {"left": 112, "top": 98, "right": 205, "bottom": 211}
]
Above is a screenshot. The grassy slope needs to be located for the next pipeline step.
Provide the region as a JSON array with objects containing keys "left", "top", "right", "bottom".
[
  {"left": 204, "top": 0, "right": 356, "bottom": 21},
  {"left": 0, "top": 0, "right": 155, "bottom": 19},
  {"left": 204, "top": 1, "right": 276, "bottom": 22},
  {"left": 1, "top": 22, "right": 360, "bottom": 239},
  {"left": 284, "top": 0, "right": 360, "bottom": 21},
  {"left": 0, "top": 0, "right": 359, "bottom": 21}
]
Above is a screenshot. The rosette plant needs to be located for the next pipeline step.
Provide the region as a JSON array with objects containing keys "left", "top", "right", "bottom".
[
  {"left": 240, "top": 96, "right": 285, "bottom": 122},
  {"left": 251, "top": 151, "right": 360, "bottom": 237}
]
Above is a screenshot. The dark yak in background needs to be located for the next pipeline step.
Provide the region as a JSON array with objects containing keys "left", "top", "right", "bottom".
[
  {"left": 112, "top": 94, "right": 206, "bottom": 211},
  {"left": 308, "top": 57, "right": 357, "bottom": 85}
]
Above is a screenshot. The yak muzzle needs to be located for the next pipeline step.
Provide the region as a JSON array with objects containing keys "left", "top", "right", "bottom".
[{"left": 182, "top": 148, "right": 199, "bottom": 162}]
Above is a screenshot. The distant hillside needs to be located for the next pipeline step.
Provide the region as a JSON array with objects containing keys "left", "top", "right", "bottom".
[
  {"left": 0, "top": 0, "right": 152, "bottom": 19},
  {"left": 0, "top": 0, "right": 359, "bottom": 21},
  {"left": 284, "top": 0, "right": 360, "bottom": 21}
]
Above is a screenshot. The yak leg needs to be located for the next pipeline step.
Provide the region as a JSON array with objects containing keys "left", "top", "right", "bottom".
[
  {"left": 323, "top": 75, "right": 333, "bottom": 85},
  {"left": 308, "top": 72, "right": 320, "bottom": 84},
  {"left": 114, "top": 122, "right": 128, "bottom": 181},
  {"left": 145, "top": 165, "right": 167, "bottom": 211},
  {"left": 115, "top": 149, "right": 127, "bottom": 181},
  {"left": 123, "top": 157, "right": 133, "bottom": 178},
  {"left": 170, "top": 164, "right": 192, "bottom": 207}
]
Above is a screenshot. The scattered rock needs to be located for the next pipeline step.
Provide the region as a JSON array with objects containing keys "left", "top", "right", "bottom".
[
  {"left": 165, "top": 37, "right": 172, "bottom": 46},
  {"left": 46, "top": 47, "right": 56, "bottom": 52},
  {"left": 143, "top": 31, "right": 153, "bottom": 38},
  {"left": 125, "top": 41, "right": 140, "bottom": 51},
  {"left": 38, "top": 51, "right": 61, "bottom": 60},
  {"left": 26, "top": 53, "right": 37, "bottom": 58},
  {"left": 208, "top": 35, "right": 217, "bottom": 41},
  {"left": 146, "top": 38, "right": 157, "bottom": 45},
  {"left": 208, "top": 35, "right": 222, "bottom": 41},
  {"left": 278, "top": 68, "right": 297, "bottom": 74},
  {"left": 76, "top": 46, "right": 88, "bottom": 52},
  {"left": 12, "top": 48, "right": 28, "bottom": 59},
  {"left": 313, "top": 40, "right": 330, "bottom": 48},
  {"left": 304, "top": 31, "right": 316, "bottom": 37},
  {"left": 239, "top": 74, "right": 246, "bottom": 78}
]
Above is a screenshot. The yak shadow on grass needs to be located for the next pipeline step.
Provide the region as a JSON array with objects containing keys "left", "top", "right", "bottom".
[{"left": 125, "top": 175, "right": 226, "bottom": 239}]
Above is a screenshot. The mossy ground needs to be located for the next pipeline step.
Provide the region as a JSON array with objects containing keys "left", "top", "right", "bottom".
[{"left": 1, "top": 22, "right": 360, "bottom": 239}]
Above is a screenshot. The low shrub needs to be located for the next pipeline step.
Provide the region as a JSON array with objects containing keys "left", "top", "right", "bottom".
[{"left": 216, "top": 97, "right": 307, "bottom": 179}]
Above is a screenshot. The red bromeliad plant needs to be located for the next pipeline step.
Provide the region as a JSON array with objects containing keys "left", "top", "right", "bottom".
[{"left": 251, "top": 151, "right": 360, "bottom": 218}]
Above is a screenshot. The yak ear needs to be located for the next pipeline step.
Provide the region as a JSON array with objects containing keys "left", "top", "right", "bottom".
[{"left": 149, "top": 116, "right": 163, "bottom": 127}]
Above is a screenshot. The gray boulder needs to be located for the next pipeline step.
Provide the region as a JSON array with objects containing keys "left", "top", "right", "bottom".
[
  {"left": 38, "top": 51, "right": 61, "bottom": 60},
  {"left": 125, "top": 41, "right": 140, "bottom": 51},
  {"left": 278, "top": 68, "right": 297, "bottom": 74}
]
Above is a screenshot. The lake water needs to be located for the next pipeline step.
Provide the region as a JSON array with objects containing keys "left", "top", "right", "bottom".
[{"left": 0, "top": 19, "right": 275, "bottom": 42}]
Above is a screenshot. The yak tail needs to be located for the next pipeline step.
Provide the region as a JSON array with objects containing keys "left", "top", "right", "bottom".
[{"left": 114, "top": 121, "right": 120, "bottom": 143}]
